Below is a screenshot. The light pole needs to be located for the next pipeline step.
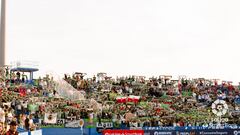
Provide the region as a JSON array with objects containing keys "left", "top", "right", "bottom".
[{"left": 0, "top": 0, "right": 6, "bottom": 67}]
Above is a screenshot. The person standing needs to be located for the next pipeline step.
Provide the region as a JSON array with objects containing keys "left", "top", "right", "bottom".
[
  {"left": 93, "top": 75, "right": 96, "bottom": 82},
  {"left": 16, "top": 72, "right": 20, "bottom": 84},
  {"left": 24, "top": 115, "right": 30, "bottom": 131},
  {"left": 0, "top": 122, "right": 5, "bottom": 135},
  {"left": 5, "top": 67, "right": 9, "bottom": 80},
  {"left": 21, "top": 73, "right": 25, "bottom": 83},
  {"left": 5, "top": 121, "right": 18, "bottom": 135},
  {"left": 28, "top": 114, "right": 35, "bottom": 131}
]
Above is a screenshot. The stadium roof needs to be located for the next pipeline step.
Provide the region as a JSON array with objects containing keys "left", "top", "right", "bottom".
[{"left": 11, "top": 67, "right": 39, "bottom": 72}]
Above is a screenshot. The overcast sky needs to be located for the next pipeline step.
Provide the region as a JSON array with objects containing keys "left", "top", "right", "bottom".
[{"left": 4, "top": 0, "right": 240, "bottom": 83}]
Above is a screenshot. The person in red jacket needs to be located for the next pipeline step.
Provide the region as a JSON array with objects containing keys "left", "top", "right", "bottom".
[
  {"left": 5, "top": 121, "right": 18, "bottom": 135},
  {"left": 177, "top": 118, "right": 184, "bottom": 127}
]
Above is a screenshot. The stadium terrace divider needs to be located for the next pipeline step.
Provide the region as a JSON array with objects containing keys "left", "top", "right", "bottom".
[{"left": 17, "top": 127, "right": 240, "bottom": 135}]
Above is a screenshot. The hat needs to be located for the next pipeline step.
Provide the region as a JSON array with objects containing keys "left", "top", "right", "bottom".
[{"left": 10, "top": 121, "right": 18, "bottom": 126}]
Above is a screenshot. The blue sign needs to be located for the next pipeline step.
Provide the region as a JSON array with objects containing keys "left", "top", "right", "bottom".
[
  {"left": 18, "top": 126, "right": 240, "bottom": 135},
  {"left": 145, "top": 129, "right": 232, "bottom": 135}
]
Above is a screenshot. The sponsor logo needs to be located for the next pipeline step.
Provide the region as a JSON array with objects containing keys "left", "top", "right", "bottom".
[
  {"left": 234, "top": 131, "right": 240, "bottom": 135},
  {"left": 96, "top": 122, "right": 113, "bottom": 133},
  {"left": 211, "top": 99, "right": 228, "bottom": 117},
  {"left": 103, "top": 130, "right": 144, "bottom": 135},
  {"left": 176, "top": 131, "right": 196, "bottom": 135},
  {"left": 154, "top": 131, "right": 172, "bottom": 135},
  {"left": 199, "top": 131, "right": 228, "bottom": 135},
  {"left": 96, "top": 122, "right": 113, "bottom": 128}
]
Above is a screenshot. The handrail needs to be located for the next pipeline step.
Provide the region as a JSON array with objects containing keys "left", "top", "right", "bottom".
[{"left": 10, "top": 61, "right": 39, "bottom": 69}]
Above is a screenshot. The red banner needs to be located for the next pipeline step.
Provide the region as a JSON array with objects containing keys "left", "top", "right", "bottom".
[{"left": 103, "top": 130, "right": 144, "bottom": 135}]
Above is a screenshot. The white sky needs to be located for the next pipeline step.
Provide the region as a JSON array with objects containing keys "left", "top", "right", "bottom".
[{"left": 3, "top": 0, "right": 240, "bottom": 83}]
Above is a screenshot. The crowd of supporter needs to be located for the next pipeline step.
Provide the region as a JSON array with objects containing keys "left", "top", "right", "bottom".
[
  {"left": 64, "top": 73, "right": 240, "bottom": 127},
  {"left": 1, "top": 66, "right": 240, "bottom": 134},
  {"left": 0, "top": 67, "right": 56, "bottom": 134}
]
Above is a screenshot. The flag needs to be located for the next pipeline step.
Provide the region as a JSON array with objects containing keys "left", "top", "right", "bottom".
[
  {"left": 116, "top": 97, "right": 127, "bottom": 103},
  {"left": 161, "top": 92, "right": 168, "bottom": 99},
  {"left": 27, "top": 104, "right": 39, "bottom": 112},
  {"left": 19, "top": 87, "right": 26, "bottom": 97},
  {"left": 44, "top": 113, "right": 57, "bottom": 124},
  {"left": 161, "top": 104, "right": 170, "bottom": 110},
  {"left": 182, "top": 91, "right": 192, "bottom": 97},
  {"left": 128, "top": 95, "right": 140, "bottom": 103}
]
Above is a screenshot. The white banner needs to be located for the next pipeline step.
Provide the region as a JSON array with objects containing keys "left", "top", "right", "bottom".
[
  {"left": 65, "top": 120, "right": 83, "bottom": 128},
  {"left": 19, "top": 132, "right": 28, "bottom": 135},
  {"left": 31, "top": 130, "right": 42, "bottom": 135},
  {"left": 96, "top": 122, "right": 113, "bottom": 128},
  {"left": 44, "top": 113, "right": 57, "bottom": 124}
]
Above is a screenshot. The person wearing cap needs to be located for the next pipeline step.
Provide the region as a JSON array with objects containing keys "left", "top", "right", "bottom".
[{"left": 5, "top": 121, "right": 18, "bottom": 135}]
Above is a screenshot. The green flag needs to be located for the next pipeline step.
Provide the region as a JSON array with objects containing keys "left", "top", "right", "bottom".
[
  {"left": 161, "top": 103, "right": 169, "bottom": 110},
  {"left": 28, "top": 104, "right": 39, "bottom": 112},
  {"left": 182, "top": 91, "right": 192, "bottom": 97}
]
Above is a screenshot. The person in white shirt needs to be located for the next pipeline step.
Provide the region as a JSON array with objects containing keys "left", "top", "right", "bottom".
[
  {"left": 0, "top": 108, "right": 5, "bottom": 123},
  {"left": 118, "top": 89, "right": 122, "bottom": 94},
  {"left": 129, "top": 88, "right": 133, "bottom": 94},
  {"left": 29, "top": 114, "right": 36, "bottom": 131}
]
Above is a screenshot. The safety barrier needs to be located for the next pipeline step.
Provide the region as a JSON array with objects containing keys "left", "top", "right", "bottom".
[
  {"left": 18, "top": 126, "right": 240, "bottom": 135},
  {"left": 19, "top": 129, "right": 42, "bottom": 135}
]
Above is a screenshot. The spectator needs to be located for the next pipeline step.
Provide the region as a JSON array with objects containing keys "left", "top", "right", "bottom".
[
  {"left": 5, "top": 121, "right": 18, "bottom": 135},
  {"left": 21, "top": 73, "right": 25, "bottom": 83},
  {"left": 0, "top": 107, "right": 5, "bottom": 124},
  {"left": 24, "top": 115, "right": 30, "bottom": 131},
  {"left": 28, "top": 114, "right": 35, "bottom": 131},
  {"left": 177, "top": 119, "right": 184, "bottom": 127},
  {"left": 0, "top": 122, "right": 5, "bottom": 135}
]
